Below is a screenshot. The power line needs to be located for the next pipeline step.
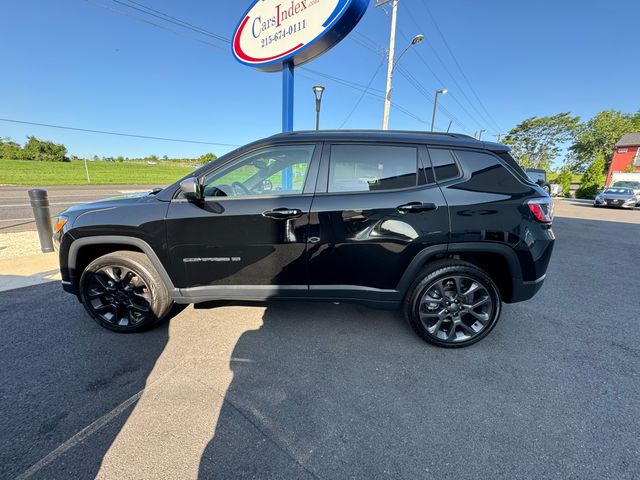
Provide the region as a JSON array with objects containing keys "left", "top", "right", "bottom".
[
  {"left": 396, "top": 29, "right": 486, "bottom": 131},
  {"left": 82, "top": 0, "right": 430, "bottom": 129},
  {"left": 348, "top": 30, "right": 472, "bottom": 133},
  {"left": 83, "top": 0, "right": 226, "bottom": 50},
  {"left": 300, "top": 67, "right": 386, "bottom": 95},
  {"left": 397, "top": 5, "right": 494, "bottom": 131},
  {"left": 113, "top": 0, "right": 230, "bottom": 44},
  {"left": 416, "top": 0, "right": 502, "bottom": 132},
  {"left": 339, "top": 60, "right": 385, "bottom": 128},
  {"left": 395, "top": 65, "right": 472, "bottom": 134},
  {"left": 298, "top": 70, "right": 429, "bottom": 126},
  {"left": 0, "top": 118, "right": 240, "bottom": 147}
]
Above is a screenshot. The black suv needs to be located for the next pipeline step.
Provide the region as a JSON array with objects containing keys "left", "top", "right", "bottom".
[{"left": 54, "top": 131, "right": 555, "bottom": 347}]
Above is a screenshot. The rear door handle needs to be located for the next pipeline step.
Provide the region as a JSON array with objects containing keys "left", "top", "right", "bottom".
[
  {"left": 262, "top": 208, "right": 304, "bottom": 219},
  {"left": 397, "top": 202, "right": 438, "bottom": 213}
]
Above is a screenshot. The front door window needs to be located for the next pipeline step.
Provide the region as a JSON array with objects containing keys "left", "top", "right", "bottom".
[{"left": 202, "top": 145, "right": 315, "bottom": 198}]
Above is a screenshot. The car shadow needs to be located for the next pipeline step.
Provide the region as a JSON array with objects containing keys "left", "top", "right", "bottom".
[
  {"left": 0, "top": 282, "right": 181, "bottom": 479},
  {"left": 194, "top": 300, "right": 525, "bottom": 479}
]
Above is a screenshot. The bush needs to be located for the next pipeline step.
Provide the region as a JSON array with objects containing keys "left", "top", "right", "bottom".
[
  {"left": 575, "top": 154, "right": 605, "bottom": 199},
  {"left": 575, "top": 184, "right": 600, "bottom": 199}
]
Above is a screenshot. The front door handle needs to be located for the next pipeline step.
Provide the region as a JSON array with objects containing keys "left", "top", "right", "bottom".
[
  {"left": 262, "top": 208, "right": 304, "bottom": 219},
  {"left": 397, "top": 202, "right": 438, "bottom": 213}
]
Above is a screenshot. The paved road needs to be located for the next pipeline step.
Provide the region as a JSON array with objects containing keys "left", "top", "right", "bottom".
[
  {"left": 0, "top": 185, "right": 161, "bottom": 233},
  {"left": 1, "top": 203, "right": 639, "bottom": 479}
]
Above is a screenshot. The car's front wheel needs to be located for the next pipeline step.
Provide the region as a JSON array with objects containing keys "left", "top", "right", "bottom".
[
  {"left": 79, "top": 251, "right": 173, "bottom": 332},
  {"left": 405, "top": 260, "right": 502, "bottom": 348}
]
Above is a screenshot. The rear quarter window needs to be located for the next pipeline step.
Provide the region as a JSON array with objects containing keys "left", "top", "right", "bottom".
[
  {"left": 496, "top": 152, "right": 535, "bottom": 185},
  {"left": 453, "top": 150, "right": 532, "bottom": 194}
]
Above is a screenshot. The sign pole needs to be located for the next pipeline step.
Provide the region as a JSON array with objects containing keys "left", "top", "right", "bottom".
[
  {"left": 282, "top": 61, "right": 294, "bottom": 190},
  {"left": 282, "top": 62, "right": 295, "bottom": 133}
]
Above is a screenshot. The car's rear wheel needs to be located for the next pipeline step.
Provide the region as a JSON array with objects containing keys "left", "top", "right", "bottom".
[
  {"left": 79, "top": 251, "right": 173, "bottom": 332},
  {"left": 405, "top": 260, "right": 502, "bottom": 348}
]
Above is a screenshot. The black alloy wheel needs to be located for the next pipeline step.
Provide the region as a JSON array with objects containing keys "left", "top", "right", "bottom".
[
  {"left": 80, "top": 251, "right": 172, "bottom": 332},
  {"left": 85, "top": 265, "right": 152, "bottom": 328},
  {"left": 406, "top": 260, "right": 501, "bottom": 347}
]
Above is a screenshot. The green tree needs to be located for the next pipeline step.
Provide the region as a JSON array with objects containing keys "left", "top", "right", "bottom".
[
  {"left": 570, "top": 110, "right": 640, "bottom": 172},
  {"left": 0, "top": 137, "right": 22, "bottom": 159},
  {"left": 502, "top": 112, "right": 580, "bottom": 170},
  {"left": 575, "top": 153, "right": 606, "bottom": 199},
  {"left": 198, "top": 153, "right": 217, "bottom": 165},
  {"left": 21, "top": 136, "right": 68, "bottom": 162}
]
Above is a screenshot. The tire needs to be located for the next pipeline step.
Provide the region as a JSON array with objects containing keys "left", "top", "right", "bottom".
[
  {"left": 79, "top": 250, "right": 173, "bottom": 333},
  {"left": 404, "top": 259, "right": 502, "bottom": 348}
]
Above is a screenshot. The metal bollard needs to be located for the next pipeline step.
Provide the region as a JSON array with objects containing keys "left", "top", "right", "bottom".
[{"left": 28, "top": 189, "right": 55, "bottom": 253}]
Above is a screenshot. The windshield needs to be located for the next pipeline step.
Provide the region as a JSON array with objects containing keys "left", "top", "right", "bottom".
[
  {"left": 603, "top": 188, "right": 633, "bottom": 195},
  {"left": 612, "top": 181, "right": 640, "bottom": 189}
]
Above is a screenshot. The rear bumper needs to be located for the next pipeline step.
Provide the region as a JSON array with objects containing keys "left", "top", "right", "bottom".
[{"left": 510, "top": 274, "right": 546, "bottom": 303}]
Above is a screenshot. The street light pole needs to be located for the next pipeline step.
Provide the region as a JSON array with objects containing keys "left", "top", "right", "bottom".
[
  {"left": 377, "top": 0, "right": 398, "bottom": 130},
  {"left": 430, "top": 89, "right": 448, "bottom": 132},
  {"left": 312, "top": 85, "right": 325, "bottom": 130},
  {"left": 478, "top": 129, "right": 486, "bottom": 140}
]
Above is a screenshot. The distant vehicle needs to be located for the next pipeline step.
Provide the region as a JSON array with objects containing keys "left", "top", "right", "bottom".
[
  {"left": 609, "top": 172, "right": 640, "bottom": 195},
  {"left": 612, "top": 180, "right": 640, "bottom": 198},
  {"left": 594, "top": 187, "right": 638, "bottom": 209},
  {"left": 525, "top": 169, "right": 551, "bottom": 195}
]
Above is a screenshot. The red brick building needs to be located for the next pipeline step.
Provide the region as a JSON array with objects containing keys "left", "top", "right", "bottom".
[{"left": 606, "top": 133, "right": 640, "bottom": 186}]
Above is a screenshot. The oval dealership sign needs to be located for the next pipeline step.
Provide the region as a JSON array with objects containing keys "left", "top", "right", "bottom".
[{"left": 233, "top": 0, "right": 369, "bottom": 72}]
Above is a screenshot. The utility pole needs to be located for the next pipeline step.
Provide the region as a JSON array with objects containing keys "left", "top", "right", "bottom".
[
  {"left": 494, "top": 133, "right": 503, "bottom": 142},
  {"left": 377, "top": 0, "right": 398, "bottom": 130}
]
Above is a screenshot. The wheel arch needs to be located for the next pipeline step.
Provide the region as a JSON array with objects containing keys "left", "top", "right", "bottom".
[
  {"left": 397, "top": 243, "right": 523, "bottom": 303},
  {"left": 68, "top": 236, "right": 178, "bottom": 296}
]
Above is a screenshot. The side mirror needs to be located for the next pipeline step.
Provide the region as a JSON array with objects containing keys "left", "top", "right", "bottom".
[{"left": 179, "top": 177, "right": 203, "bottom": 202}]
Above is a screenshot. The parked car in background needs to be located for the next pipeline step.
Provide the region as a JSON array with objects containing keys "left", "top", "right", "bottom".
[
  {"left": 594, "top": 187, "right": 638, "bottom": 209},
  {"left": 612, "top": 180, "right": 640, "bottom": 199},
  {"left": 525, "top": 168, "right": 551, "bottom": 195}
]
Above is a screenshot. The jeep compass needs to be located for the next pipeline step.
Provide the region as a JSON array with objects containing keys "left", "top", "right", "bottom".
[{"left": 54, "top": 131, "right": 555, "bottom": 347}]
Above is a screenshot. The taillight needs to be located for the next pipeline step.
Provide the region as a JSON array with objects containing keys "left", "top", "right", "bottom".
[{"left": 527, "top": 198, "right": 554, "bottom": 223}]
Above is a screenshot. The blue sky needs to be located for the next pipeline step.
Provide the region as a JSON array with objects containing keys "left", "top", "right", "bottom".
[{"left": 1, "top": 0, "right": 638, "bottom": 159}]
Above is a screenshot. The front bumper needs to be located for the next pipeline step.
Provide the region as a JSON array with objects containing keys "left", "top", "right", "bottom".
[{"left": 595, "top": 199, "right": 637, "bottom": 208}]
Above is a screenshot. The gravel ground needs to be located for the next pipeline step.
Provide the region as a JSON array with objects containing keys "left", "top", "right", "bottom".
[{"left": 0, "top": 231, "right": 43, "bottom": 260}]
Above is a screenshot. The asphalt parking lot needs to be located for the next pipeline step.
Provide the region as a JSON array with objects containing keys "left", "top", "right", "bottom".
[{"left": 1, "top": 199, "right": 639, "bottom": 479}]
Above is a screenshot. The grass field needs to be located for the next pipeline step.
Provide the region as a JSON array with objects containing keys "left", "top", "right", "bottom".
[
  {"left": 547, "top": 172, "right": 583, "bottom": 183},
  {"left": 0, "top": 159, "right": 194, "bottom": 186}
]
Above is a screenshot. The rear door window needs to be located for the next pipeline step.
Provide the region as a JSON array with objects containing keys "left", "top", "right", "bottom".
[{"left": 328, "top": 145, "right": 418, "bottom": 193}]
